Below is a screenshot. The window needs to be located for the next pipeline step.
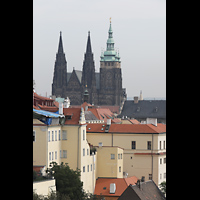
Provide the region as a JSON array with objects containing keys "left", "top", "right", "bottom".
[
  {"left": 83, "top": 148, "right": 85, "bottom": 156},
  {"left": 121, "top": 154, "right": 122, "bottom": 159},
  {"left": 164, "top": 173, "right": 166, "bottom": 178},
  {"left": 99, "top": 142, "right": 103, "bottom": 146},
  {"left": 83, "top": 130, "right": 85, "bottom": 140},
  {"left": 33, "top": 131, "right": 36, "bottom": 142},
  {"left": 118, "top": 154, "right": 120, "bottom": 159},
  {"left": 49, "top": 152, "right": 51, "bottom": 161},
  {"left": 62, "top": 130, "right": 67, "bottom": 140},
  {"left": 160, "top": 141, "right": 162, "bottom": 149},
  {"left": 111, "top": 154, "right": 115, "bottom": 159},
  {"left": 60, "top": 150, "right": 62, "bottom": 158},
  {"left": 59, "top": 130, "right": 61, "bottom": 140},
  {"left": 52, "top": 152, "right": 54, "bottom": 160},
  {"left": 52, "top": 131, "right": 54, "bottom": 141},
  {"left": 119, "top": 166, "right": 121, "bottom": 172},
  {"left": 48, "top": 131, "right": 50, "bottom": 142},
  {"left": 147, "top": 141, "right": 151, "bottom": 150},
  {"left": 131, "top": 141, "right": 136, "bottom": 149},
  {"left": 164, "top": 157, "right": 166, "bottom": 164},
  {"left": 91, "top": 164, "right": 92, "bottom": 171},
  {"left": 149, "top": 174, "right": 152, "bottom": 180},
  {"left": 63, "top": 150, "right": 67, "bottom": 158},
  {"left": 55, "top": 151, "right": 57, "bottom": 160},
  {"left": 160, "top": 173, "right": 162, "bottom": 179},
  {"left": 87, "top": 149, "right": 89, "bottom": 155},
  {"left": 55, "top": 131, "right": 57, "bottom": 141},
  {"left": 163, "top": 141, "right": 165, "bottom": 149},
  {"left": 160, "top": 158, "right": 162, "bottom": 164},
  {"left": 83, "top": 166, "right": 85, "bottom": 172},
  {"left": 87, "top": 165, "right": 89, "bottom": 172}
]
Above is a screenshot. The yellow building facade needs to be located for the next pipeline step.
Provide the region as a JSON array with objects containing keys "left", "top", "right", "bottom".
[
  {"left": 95, "top": 146, "right": 123, "bottom": 179},
  {"left": 86, "top": 123, "right": 166, "bottom": 186},
  {"left": 33, "top": 108, "right": 97, "bottom": 194}
]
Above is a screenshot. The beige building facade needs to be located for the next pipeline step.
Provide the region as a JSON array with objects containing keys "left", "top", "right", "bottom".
[
  {"left": 86, "top": 123, "right": 166, "bottom": 186},
  {"left": 33, "top": 108, "right": 97, "bottom": 194},
  {"left": 95, "top": 146, "right": 123, "bottom": 179}
]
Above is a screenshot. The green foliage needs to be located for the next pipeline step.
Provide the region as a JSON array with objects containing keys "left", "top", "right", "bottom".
[
  {"left": 159, "top": 181, "right": 166, "bottom": 196},
  {"left": 46, "top": 162, "right": 84, "bottom": 200}
]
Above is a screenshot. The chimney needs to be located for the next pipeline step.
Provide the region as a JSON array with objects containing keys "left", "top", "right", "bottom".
[
  {"left": 136, "top": 180, "right": 141, "bottom": 190},
  {"left": 59, "top": 102, "right": 63, "bottom": 115},
  {"left": 139, "top": 90, "right": 143, "bottom": 101},
  {"left": 146, "top": 118, "right": 157, "bottom": 127},
  {"left": 134, "top": 96, "right": 139, "bottom": 104},
  {"left": 141, "top": 176, "right": 145, "bottom": 182},
  {"left": 110, "top": 183, "right": 116, "bottom": 194},
  {"left": 107, "top": 119, "right": 111, "bottom": 125}
]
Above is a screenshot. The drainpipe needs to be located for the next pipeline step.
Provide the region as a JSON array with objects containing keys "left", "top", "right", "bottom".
[
  {"left": 77, "top": 125, "right": 81, "bottom": 170},
  {"left": 112, "top": 133, "right": 113, "bottom": 147},
  {"left": 151, "top": 133, "right": 154, "bottom": 180}
]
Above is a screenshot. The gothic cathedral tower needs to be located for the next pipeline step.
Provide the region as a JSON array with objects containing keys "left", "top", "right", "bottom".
[
  {"left": 81, "top": 31, "right": 97, "bottom": 105},
  {"left": 99, "top": 21, "right": 123, "bottom": 106},
  {"left": 52, "top": 32, "right": 67, "bottom": 97}
]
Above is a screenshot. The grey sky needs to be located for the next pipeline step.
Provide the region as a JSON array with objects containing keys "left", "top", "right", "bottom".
[{"left": 33, "top": 0, "right": 166, "bottom": 99}]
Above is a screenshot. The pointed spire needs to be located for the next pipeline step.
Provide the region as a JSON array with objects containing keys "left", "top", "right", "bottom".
[
  {"left": 58, "top": 31, "right": 64, "bottom": 54},
  {"left": 86, "top": 31, "right": 92, "bottom": 53}
]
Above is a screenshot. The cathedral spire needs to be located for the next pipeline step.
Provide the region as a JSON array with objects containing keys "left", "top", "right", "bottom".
[
  {"left": 86, "top": 31, "right": 92, "bottom": 53},
  {"left": 58, "top": 31, "right": 64, "bottom": 54}
]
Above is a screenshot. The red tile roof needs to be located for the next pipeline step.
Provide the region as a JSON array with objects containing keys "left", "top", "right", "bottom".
[
  {"left": 38, "top": 104, "right": 58, "bottom": 112},
  {"left": 87, "top": 123, "right": 166, "bottom": 134},
  {"left": 129, "top": 119, "right": 140, "bottom": 124},
  {"left": 70, "top": 103, "right": 121, "bottom": 124},
  {"left": 33, "top": 92, "right": 54, "bottom": 101},
  {"left": 94, "top": 176, "right": 138, "bottom": 197},
  {"left": 63, "top": 108, "right": 81, "bottom": 125}
]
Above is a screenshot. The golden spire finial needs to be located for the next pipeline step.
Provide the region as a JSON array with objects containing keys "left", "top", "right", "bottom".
[{"left": 110, "top": 17, "right": 111, "bottom": 23}]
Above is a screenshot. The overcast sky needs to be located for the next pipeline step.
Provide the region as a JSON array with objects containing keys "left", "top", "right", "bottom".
[{"left": 33, "top": 0, "right": 166, "bottom": 99}]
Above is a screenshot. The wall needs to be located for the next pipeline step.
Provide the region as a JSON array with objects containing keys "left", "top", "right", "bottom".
[
  {"left": 33, "top": 124, "right": 47, "bottom": 166},
  {"left": 47, "top": 126, "right": 62, "bottom": 168},
  {"left": 87, "top": 132, "right": 166, "bottom": 186},
  {"left": 33, "top": 179, "right": 56, "bottom": 197},
  {"left": 96, "top": 146, "right": 123, "bottom": 178},
  {"left": 61, "top": 124, "right": 97, "bottom": 194}
]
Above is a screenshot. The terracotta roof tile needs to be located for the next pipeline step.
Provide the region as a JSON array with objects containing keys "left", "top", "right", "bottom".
[
  {"left": 94, "top": 176, "right": 138, "bottom": 197},
  {"left": 63, "top": 108, "right": 81, "bottom": 125},
  {"left": 87, "top": 123, "right": 166, "bottom": 134}
]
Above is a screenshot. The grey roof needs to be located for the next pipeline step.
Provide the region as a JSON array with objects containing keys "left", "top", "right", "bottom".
[
  {"left": 119, "top": 180, "right": 166, "bottom": 200},
  {"left": 67, "top": 70, "right": 100, "bottom": 89},
  {"left": 119, "top": 100, "right": 166, "bottom": 119},
  {"left": 67, "top": 70, "right": 82, "bottom": 84},
  {"left": 84, "top": 111, "right": 99, "bottom": 120}
]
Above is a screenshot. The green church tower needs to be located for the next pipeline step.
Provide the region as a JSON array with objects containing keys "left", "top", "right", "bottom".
[{"left": 99, "top": 19, "right": 123, "bottom": 106}]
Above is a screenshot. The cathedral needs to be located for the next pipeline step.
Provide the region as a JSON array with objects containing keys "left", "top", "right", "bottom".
[{"left": 52, "top": 21, "right": 126, "bottom": 106}]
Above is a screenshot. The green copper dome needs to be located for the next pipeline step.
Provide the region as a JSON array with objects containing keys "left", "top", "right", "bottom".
[{"left": 100, "top": 21, "right": 121, "bottom": 62}]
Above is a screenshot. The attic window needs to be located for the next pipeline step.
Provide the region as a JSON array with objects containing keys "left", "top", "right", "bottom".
[
  {"left": 101, "top": 114, "right": 105, "bottom": 119},
  {"left": 88, "top": 128, "right": 91, "bottom": 130},
  {"left": 66, "top": 115, "right": 72, "bottom": 120},
  {"left": 154, "top": 107, "right": 158, "bottom": 112},
  {"left": 103, "top": 187, "right": 106, "bottom": 190}
]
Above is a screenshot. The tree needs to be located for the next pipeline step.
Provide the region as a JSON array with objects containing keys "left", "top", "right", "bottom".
[
  {"left": 46, "top": 162, "right": 84, "bottom": 200},
  {"left": 159, "top": 181, "right": 166, "bottom": 196}
]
